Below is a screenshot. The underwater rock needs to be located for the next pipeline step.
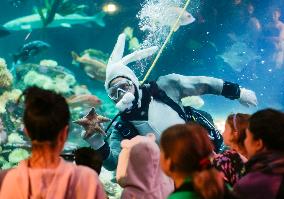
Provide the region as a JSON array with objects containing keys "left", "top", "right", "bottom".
[
  {"left": 181, "top": 96, "right": 205, "bottom": 109},
  {"left": 219, "top": 41, "right": 260, "bottom": 72},
  {"left": 0, "top": 89, "right": 22, "bottom": 113},
  {"left": 8, "top": 148, "right": 29, "bottom": 164},
  {"left": 0, "top": 58, "right": 13, "bottom": 89}
]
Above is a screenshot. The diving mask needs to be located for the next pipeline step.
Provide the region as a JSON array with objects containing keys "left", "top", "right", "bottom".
[{"left": 108, "top": 79, "right": 134, "bottom": 101}]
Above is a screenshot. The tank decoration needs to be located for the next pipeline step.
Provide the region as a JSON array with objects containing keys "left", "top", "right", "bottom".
[{"left": 0, "top": 58, "right": 13, "bottom": 89}]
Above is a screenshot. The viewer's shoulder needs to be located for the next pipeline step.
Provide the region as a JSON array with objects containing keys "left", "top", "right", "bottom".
[{"left": 64, "top": 161, "right": 99, "bottom": 178}]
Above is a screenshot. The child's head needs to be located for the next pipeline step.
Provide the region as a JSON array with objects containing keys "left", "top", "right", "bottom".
[
  {"left": 223, "top": 113, "right": 250, "bottom": 154},
  {"left": 245, "top": 109, "right": 284, "bottom": 159},
  {"left": 23, "top": 86, "right": 70, "bottom": 149},
  {"left": 160, "top": 123, "right": 213, "bottom": 176},
  {"left": 74, "top": 147, "right": 103, "bottom": 175},
  {"left": 160, "top": 123, "right": 225, "bottom": 199}
]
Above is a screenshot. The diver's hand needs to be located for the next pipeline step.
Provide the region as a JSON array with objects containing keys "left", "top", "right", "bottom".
[
  {"left": 238, "top": 88, "right": 258, "bottom": 107},
  {"left": 84, "top": 133, "right": 105, "bottom": 150}
]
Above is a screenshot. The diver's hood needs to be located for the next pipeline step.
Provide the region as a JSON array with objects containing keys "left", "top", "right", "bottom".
[{"left": 105, "top": 33, "right": 158, "bottom": 107}]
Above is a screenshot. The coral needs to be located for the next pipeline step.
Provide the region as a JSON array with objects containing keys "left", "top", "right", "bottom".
[
  {"left": 99, "top": 168, "right": 122, "bottom": 198},
  {"left": 24, "top": 70, "right": 54, "bottom": 89},
  {"left": 1, "top": 161, "right": 13, "bottom": 170},
  {"left": 23, "top": 71, "right": 77, "bottom": 94},
  {"left": 0, "top": 89, "right": 22, "bottom": 113},
  {"left": 8, "top": 132, "right": 25, "bottom": 144},
  {"left": 8, "top": 148, "right": 30, "bottom": 164},
  {"left": 0, "top": 119, "right": 7, "bottom": 145},
  {"left": 39, "top": 59, "right": 58, "bottom": 67},
  {"left": 0, "top": 58, "right": 13, "bottom": 89}
]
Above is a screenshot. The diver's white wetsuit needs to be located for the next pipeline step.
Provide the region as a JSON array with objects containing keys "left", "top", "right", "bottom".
[{"left": 85, "top": 33, "right": 257, "bottom": 171}]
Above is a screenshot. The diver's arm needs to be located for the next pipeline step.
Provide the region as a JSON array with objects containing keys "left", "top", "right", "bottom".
[
  {"left": 156, "top": 73, "right": 257, "bottom": 107},
  {"left": 156, "top": 73, "right": 223, "bottom": 99},
  {"left": 102, "top": 129, "right": 122, "bottom": 171}
]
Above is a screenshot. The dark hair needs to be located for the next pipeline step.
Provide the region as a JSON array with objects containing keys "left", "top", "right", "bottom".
[
  {"left": 249, "top": 108, "right": 284, "bottom": 151},
  {"left": 161, "top": 123, "right": 224, "bottom": 199},
  {"left": 23, "top": 86, "right": 70, "bottom": 143},
  {"left": 226, "top": 113, "right": 250, "bottom": 149},
  {"left": 74, "top": 147, "right": 103, "bottom": 175}
]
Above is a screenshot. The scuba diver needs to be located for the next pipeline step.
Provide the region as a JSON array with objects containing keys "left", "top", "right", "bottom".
[{"left": 81, "top": 33, "right": 258, "bottom": 171}]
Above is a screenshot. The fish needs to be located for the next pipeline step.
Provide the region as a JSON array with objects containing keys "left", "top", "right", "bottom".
[
  {"left": 12, "top": 40, "right": 50, "bottom": 64},
  {"left": 3, "top": 12, "right": 105, "bottom": 31},
  {"left": 71, "top": 51, "right": 107, "bottom": 81},
  {"left": 0, "top": 27, "right": 11, "bottom": 38},
  {"left": 67, "top": 94, "right": 102, "bottom": 108},
  {"left": 141, "top": 6, "right": 195, "bottom": 31},
  {"left": 218, "top": 41, "right": 260, "bottom": 72}
]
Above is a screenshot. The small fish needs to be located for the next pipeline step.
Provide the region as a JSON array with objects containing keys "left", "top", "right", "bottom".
[
  {"left": 150, "top": 7, "right": 195, "bottom": 31},
  {"left": 12, "top": 40, "right": 50, "bottom": 64},
  {"left": 67, "top": 94, "right": 102, "bottom": 108},
  {"left": 0, "top": 27, "right": 10, "bottom": 38}
]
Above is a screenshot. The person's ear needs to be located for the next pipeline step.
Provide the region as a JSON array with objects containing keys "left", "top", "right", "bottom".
[{"left": 254, "top": 138, "right": 265, "bottom": 153}]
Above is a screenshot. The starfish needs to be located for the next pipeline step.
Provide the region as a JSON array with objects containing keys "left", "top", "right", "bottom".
[{"left": 74, "top": 108, "right": 111, "bottom": 139}]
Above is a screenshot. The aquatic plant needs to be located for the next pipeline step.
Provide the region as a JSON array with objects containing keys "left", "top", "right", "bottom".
[
  {"left": 0, "top": 58, "right": 13, "bottom": 89},
  {"left": 8, "top": 148, "right": 30, "bottom": 164}
]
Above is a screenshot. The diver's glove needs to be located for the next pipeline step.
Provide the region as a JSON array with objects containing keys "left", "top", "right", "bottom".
[
  {"left": 238, "top": 88, "right": 258, "bottom": 107},
  {"left": 84, "top": 133, "right": 105, "bottom": 150}
]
